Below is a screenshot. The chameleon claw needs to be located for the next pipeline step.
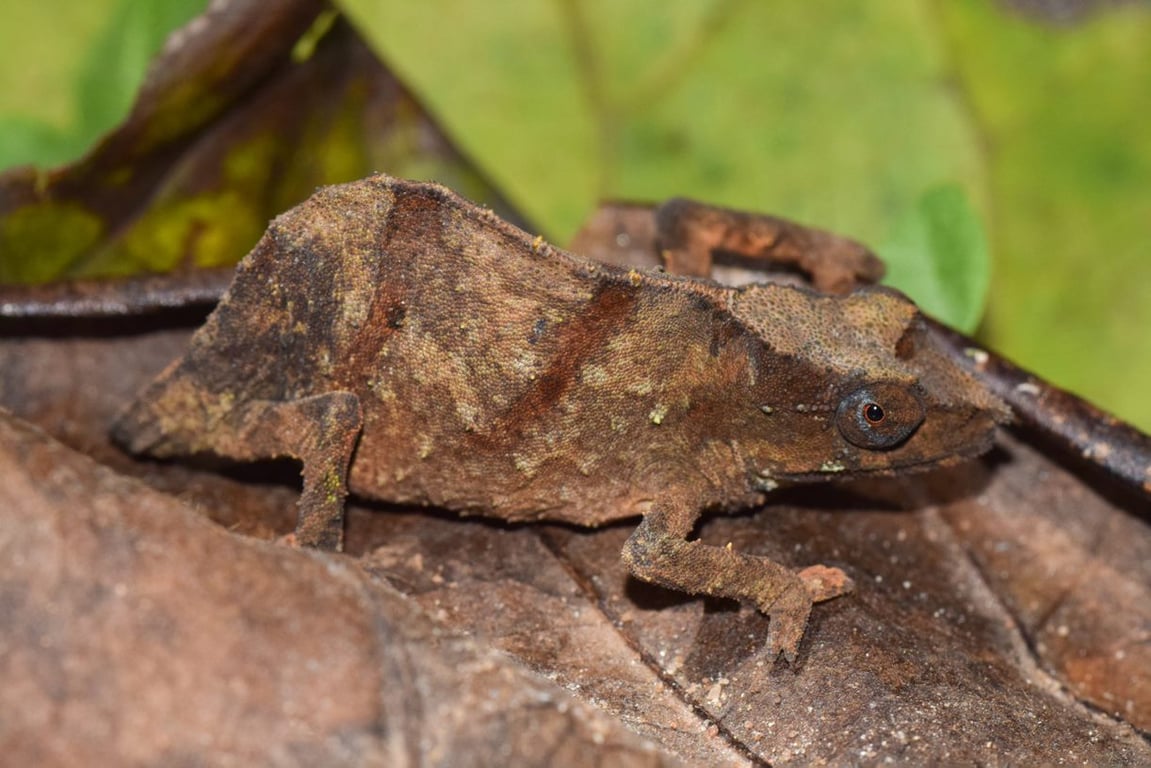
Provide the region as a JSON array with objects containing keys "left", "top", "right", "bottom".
[
  {"left": 797, "top": 564, "right": 854, "bottom": 602},
  {"left": 765, "top": 565, "right": 853, "bottom": 664},
  {"left": 763, "top": 582, "right": 814, "bottom": 665}
]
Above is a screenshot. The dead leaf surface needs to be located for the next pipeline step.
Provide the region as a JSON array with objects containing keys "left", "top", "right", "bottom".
[{"left": 0, "top": 406, "right": 681, "bottom": 767}]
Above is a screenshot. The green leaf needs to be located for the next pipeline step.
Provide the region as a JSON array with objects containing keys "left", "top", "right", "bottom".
[
  {"left": 941, "top": 1, "right": 1151, "bottom": 431},
  {"left": 0, "top": 117, "right": 81, "bottom": 171},
  {"left": 0, "top": 0, "right": 116, "bottom": 138},
  {"left": 336, "top": 0, "right": 985, "bottom": 244},
  {"left": 0, "top": 0, "right": 207, "bottom": 170},
  {"left": 879, "top": 184, "right": 990, "bottom": 332}
]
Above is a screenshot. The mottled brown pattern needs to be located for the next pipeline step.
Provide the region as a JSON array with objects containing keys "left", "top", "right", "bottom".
[
  {"left": 112, "top": 175, "right": 1008, "bottom": 663},
  {"left": 498, "top": 281, "right": 640, "bottom": 434}
]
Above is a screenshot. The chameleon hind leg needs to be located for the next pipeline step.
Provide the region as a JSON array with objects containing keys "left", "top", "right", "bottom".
[
  {"left": 211, "top": 393, "right": 364, "bottom": 551},
  {"left": 115, "top": 390, "right": 364, "bottom": 551}
]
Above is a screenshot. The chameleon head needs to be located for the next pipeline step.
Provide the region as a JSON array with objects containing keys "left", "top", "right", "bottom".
[{"left": 731, "top": 282, "right": 1010, "bottom": 481}]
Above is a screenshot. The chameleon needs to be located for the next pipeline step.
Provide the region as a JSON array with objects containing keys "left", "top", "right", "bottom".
[{"left": 112, "top": 175, "right": 1008, "bottom": 663}]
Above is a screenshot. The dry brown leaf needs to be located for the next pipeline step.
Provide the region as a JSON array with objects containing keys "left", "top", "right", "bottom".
[{"left": 0, "top": 407, "right": 681, "bottom": 767}]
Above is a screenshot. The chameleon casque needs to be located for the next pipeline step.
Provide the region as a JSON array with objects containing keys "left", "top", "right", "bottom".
[{"left": 113, "top": 175, "right": 1008, "bottom": 662}]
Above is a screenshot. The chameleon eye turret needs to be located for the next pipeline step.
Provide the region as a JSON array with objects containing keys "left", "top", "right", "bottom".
[{"left": 836, "top": 382, "right": 926, "bottom": 450}]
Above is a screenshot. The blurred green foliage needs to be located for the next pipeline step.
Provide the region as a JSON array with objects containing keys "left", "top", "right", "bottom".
[
  {"left": 879, "top": 184, "right": 990, "bottom": 334},
  {"left": 0, "top": 0, "right": 207, "bottom": 169},
  {"left": 0, "top": 0, "right": 1148, "bottom": 432}
]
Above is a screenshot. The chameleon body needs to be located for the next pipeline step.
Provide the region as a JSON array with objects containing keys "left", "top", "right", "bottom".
[{"left": 113, "top": 175, "right": 1007, "bottom": 662}]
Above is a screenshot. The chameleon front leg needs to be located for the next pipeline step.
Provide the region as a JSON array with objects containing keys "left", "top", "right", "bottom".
[
  {"left": 621, "top": 498, "right": 853, "bottom": 664},
  {"left": 655, "top": 198, "right": 883, "bottom": 294}
]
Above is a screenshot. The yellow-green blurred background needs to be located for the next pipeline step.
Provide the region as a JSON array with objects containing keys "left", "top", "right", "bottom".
[{"left": 1, "top": 0, "right": 1148, "bottom": 432}]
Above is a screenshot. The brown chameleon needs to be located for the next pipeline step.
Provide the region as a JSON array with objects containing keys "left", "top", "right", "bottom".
[{"left": 112, "top": 175, "right": 1008, "bottom": 663}]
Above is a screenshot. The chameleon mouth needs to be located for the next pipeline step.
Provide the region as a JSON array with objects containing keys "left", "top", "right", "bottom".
[{"left": 779, "top": 424, "right": 1001, "bottom": 484}]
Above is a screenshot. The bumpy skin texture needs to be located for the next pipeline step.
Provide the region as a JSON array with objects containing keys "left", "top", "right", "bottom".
[{"left": 112, "top": 175, "right": 1008, "bottom": 663}]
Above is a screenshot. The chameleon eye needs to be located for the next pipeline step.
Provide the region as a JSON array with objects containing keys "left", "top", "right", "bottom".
[
  {"left": 836, "top": 382, "right": 924, "bottom": 450},
  {"left": 863, "top": 403, "right": 885, "bottom": 424}
]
